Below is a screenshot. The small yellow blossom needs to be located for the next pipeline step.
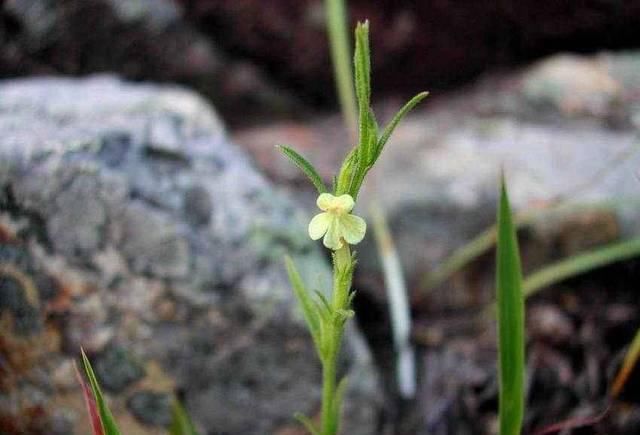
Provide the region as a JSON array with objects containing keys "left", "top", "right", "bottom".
[{"left": 308, "top": 193, "right": 366, "bottom": 250}]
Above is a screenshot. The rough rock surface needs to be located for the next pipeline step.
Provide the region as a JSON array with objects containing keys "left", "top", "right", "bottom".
[{"left": 0, "top": 76, "right": 380, "bottom": 434}]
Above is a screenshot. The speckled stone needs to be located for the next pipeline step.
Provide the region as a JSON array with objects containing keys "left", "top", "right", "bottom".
[{"left": 0, "top": 76, "right": 380, "bottom": 435}]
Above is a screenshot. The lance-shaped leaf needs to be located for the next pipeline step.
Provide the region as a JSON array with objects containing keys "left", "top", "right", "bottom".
[
  {"left": 80, "top": 349, "right": 122, "bottom": 435},
  {"left": 496, "top": 178, "right": 525, "bottom": 435},
  {"left": 354, "top": 21, "right": 371, "bottom": 163},
  {"left": 277, "top": 145, "right": 328, "bottom": 194}
]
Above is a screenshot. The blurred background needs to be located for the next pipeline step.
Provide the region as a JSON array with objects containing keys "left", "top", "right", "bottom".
[{"left": 1, "top": 0, "right": 640, "bottom": 434}]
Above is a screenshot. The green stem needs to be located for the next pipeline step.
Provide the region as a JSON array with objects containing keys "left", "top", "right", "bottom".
[
  {"left": 320, "top": 243, "right": 352, "bottom": 435},
  {"left": 321, "top": 351, "right": 337, "bottom": 435}
]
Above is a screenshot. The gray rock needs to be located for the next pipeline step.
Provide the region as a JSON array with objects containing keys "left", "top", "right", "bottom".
[
  {"left": 0, "top": 76, "right": 380, "bottom": 434},
  {"left": 356, "top": 51, "right": 640, "bottom": 308}
]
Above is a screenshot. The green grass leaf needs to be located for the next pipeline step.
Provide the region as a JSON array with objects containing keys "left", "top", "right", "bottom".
[
  {"left": 325, "top": 0, "right": 357, "bottom": 136},
  {"left": 170, "top": 399, "right": 199, "bottom": 435},
  {"left": 285, "top": 256, "right": 322, "bottom": 353},
  {"left": 80, "top": 349, "right": 122, "bottom": 435},
  {"left": 276, "top": 145, "right": 328, "bottom": 194},
  {"left": 523, "top": 237, "right": 640, "bottom": 299},
  {"left": 496, "top": 178, "right": 525, "bottom": 435}
]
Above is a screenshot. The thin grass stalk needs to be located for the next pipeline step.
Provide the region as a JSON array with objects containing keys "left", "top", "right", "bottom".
[{"left": 325, "top": 0, "right": 357, "bottom": 139}]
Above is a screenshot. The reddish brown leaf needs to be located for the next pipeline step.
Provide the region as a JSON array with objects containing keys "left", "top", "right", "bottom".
[{"left": 74, "top": 361, "right": 105, "bottom": 435}]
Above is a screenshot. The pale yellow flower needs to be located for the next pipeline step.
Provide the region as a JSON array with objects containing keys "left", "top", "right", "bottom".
[{"left": 308, "top": 193, "right": 366, "bottom": 250}]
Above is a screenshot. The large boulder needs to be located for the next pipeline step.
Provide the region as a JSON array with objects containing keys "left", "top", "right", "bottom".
[{"left": 0, "top": 76, "right": 380, "bottom": 434}]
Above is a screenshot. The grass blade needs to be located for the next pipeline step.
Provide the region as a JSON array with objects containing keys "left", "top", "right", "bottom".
[
  {"left": 523, "top": 237, "right": 640, "bottom": 299},
  {"left": 421, "top": 200, "right": 640, "bottom": 293},
  {"left": 611, "top": 327, "right": 640, "bottom": 398},
  {"left": 170, "top": 398, "right": 199, "bottom": 435},
  {"left": 325, "top": 0, "right": 357, "bottom": 138},
  {"left": 80, "top": 349, "right": 122, "bottom": 435},
  {"left": 496, "top": 178, "right": 525, "bottom": 435},
  {"left": 277, "top": 145, "right": 328, "bottom": 194}
]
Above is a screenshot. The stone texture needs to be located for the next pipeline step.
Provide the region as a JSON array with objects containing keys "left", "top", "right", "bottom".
[{"left": 0, "top": 76, "right": 380, "bottom": 434}]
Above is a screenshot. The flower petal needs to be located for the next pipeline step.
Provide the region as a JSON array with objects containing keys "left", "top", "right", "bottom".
[
  {"left": 333, "top": 194, "right": 355, "bottom": 213},
  {"left": 339, "top": 214, "right": 367, "bottom": 245},
  {"left": 316, "top": 193, "right": 335, "bottom": 211},
  {"left": 323, "top": 217, "right": 343, "bottom": 250},
  {"left": 308, "top": 213, "right": 331, "bottom": 240}
]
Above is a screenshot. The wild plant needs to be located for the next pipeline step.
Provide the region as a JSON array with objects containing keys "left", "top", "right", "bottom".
[{"left": 278, "top": 20, "right": 427, "bottom": 435}]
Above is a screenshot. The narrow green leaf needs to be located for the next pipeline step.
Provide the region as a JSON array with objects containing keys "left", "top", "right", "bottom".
[
  {"left": 496, "top": 178, "right": 525, "bottom": 435},
  {"left": 81, "top": 349, "right": 122, "bottom": 435},
  {"left": 354, "top": 21, "right": 371, "bottom": 168},
  {"left": 353, "top": 21, "right": 371, "bottom": 114},
  {"left": 375, "top": 92, "right": 429, "bottom": 160},
  {"left": 294, "top": 413, "right": 321, "bottom": 435},
  {"left": 523, "top": 236, "right": 640, "bottom": 299},
  {"left": 170, "top": 399, "right": 199, "bottom": 435},
  {"left": 277, "top": 145, "right": 328, "bottom": 193},
  {"left": 285, "top": 256, "right": 321, "bottom": 350}
]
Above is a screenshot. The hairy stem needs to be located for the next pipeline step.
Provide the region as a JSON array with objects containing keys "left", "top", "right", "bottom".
[
  {"left": 321, "top": 350, "right": 337, "bottom": 435},
  {"left": 320, "top": 243, "right": 352, "bottom": 435}
]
